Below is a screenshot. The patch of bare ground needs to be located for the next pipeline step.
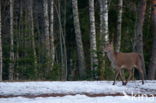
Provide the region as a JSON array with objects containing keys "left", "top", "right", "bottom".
[{"left": 0, "top": 93, "right": 156, "bottom": 98}]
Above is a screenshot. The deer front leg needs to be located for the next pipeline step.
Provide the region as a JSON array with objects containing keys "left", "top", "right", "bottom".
[
  {"left": 125, "top": 70, "right": 132, "bottom": 85},
  {"left": 113, "top": 70, "right": 120, "bottom": 85},
  {"left": 119, "top": 70, "right": 126, "bottom": 85}
]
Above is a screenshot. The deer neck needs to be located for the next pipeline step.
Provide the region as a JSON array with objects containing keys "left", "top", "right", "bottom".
[{"left": 106, "top": 51, "right": 117, "bottom": 68}]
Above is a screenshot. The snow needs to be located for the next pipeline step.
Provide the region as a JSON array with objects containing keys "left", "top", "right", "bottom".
[
  {"left": 0, "top": 81, "right": 156, "bottom": 103},
  {"left": 0, "top": 80, "right": 156, "bottom": 96},
  {"left": 0, "top": 95, "right": 155, "bottom": 103}
]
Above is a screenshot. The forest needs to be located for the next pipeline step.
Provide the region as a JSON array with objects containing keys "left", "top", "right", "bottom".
[{"left": 0, "top": 0, "right": 156, "bottom": 81}]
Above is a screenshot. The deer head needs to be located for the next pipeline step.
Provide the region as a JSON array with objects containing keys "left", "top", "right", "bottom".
[{"left": 104, "top": 43, "right": 114, "bottom": 53}]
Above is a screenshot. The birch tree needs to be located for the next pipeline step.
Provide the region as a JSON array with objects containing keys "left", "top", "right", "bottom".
[
  {"left": 115, "top": 0, "right": 123, "bottom": 52},
  {"left": 72, "top": 0, "right": 86, "bottom": 79},
  {"left": 0, "top": 0, "right": 2, "bottom": 81},
  {"left": 9, "top": 0, "right": 14, "bottom": 80},
  {"left": 102, "top": 0, "right": 109, "bottom": 43},
  {"left": 133, "top": 0, "right": 146, "bottom": 77},
  {"left": 98, "top": 0, "right": 109, "bottom": 79},
  {"left": 148, "top": 0, "right": 156, "bottom": 79},
  {"left": 89, "top": 0, "right": 98, "bottom": 79}
]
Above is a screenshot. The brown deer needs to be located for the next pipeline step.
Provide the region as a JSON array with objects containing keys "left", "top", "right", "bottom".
[{"left": 104, "top": 43, "right": 144, "bottom": 85}]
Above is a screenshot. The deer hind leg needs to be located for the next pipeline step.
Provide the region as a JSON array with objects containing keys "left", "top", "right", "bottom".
[
  {"left": 138, "top": 68, "right": 144, "bottom": 84},
  {"left": 113, "top": 70, "right": 120, "bottom": 85},
  {"left": 135, "top": 65, "right": 144, "bottom": 84}
]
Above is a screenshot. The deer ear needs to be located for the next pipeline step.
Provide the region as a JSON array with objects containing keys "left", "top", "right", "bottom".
[{"left": 109, "top": 42, "right": 114, "bottom": 48}]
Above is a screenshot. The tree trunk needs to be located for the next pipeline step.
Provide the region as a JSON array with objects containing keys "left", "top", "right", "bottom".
[
  {"left": 72, "top": 0, "right": 86, "bottom": 79},
  {"left": 98, "top": 0, "right": 109, "bottom": 80},
  {"left": 133, "top": 0, "right": 146, "bottom": 78},
  {"left": 17, "top": 0, "right": 23, "bottom": 79},
  {"left": 89, "top": 0, "right": 98, "bottom": 79},
  {"left": 115, "top": 0, "right": 123, "bottom": 52},
  {"left": 43, "top": 0, "right": 51, "bottom": 74},
  {"left": 102, "top": 0, "right": 109, "bottom": 43},
  {"left": 148, "top": 0, "right": 156, "bottom": 80},
  {"left": 0, "top": 0, "right": 2, "bottom": 81},
  {"left": 28, "top": 0, "right": 37, "bottom": 77},
  {"left": 50, "top": 0, "right": 55, "bottom": 68},
  {"left": 55, "top": 0, "right": 67, "bottom": 80},
  {"left": 9, "top": 0, "right": 14, "bottom": 80}
]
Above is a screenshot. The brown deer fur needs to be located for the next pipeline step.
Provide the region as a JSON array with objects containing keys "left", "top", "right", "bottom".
[{"left": 104, "top": 43, "right": 144, "bottom": 85}]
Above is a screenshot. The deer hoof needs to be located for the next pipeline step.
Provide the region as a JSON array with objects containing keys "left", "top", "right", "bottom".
[
  {"left": 112, "top": 82, "right": 115, "bottom": 85},
  {"left": 122, "top": 82, "right": 127, "bottom": 85},
  {"left": 122, "top": 82, "right": 125, "bottom": 85},
  {"left": 142, "top": 81, "right": 144, "bottom": 85}
]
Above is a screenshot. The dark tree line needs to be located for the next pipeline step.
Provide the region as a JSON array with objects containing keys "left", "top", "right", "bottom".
[{"left": 0, "top": 0, "right": 155, "bottom": 81}]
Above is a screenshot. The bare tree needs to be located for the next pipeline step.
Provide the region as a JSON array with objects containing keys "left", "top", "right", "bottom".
[
  {"left": 102, "top": 0, "right": 109, "bottom": 43},
  {"left": 9, "top": 0, "right": 14, "bottom": 80},
  {"left": 72, "top": 0, "right": 86, "bottom": 79},
  {"left": 43, "top": 0, "right": 51, "bottom": 73},
  {"left": 133, "top": 0, "right": 146, "bottom": 78},
  {"left": 55, "top": 0, "right": 68, "bottom": 80},
  {"left": 98, "top": 0, "right": 109, "bottom": 79},
  {"left": 0, "top": 0, "right": 2, "bottom": 81},
  {"left": 115, "top": 0, "right": 123, "bottom": 52},
  {"left": 50, "top": 0, "right": 55, "bottom": 67},
  {"left": 28, "top": 0, "right": 37, "bottom": 75},
  {"left": 89, "top": 0, "right": 98, "bottom": 79},
  {"left": 148, "top": 0, "right": 156, "bottom": 80}
]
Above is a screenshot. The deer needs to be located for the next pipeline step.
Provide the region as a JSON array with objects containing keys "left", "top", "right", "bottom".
[{"left": 104, "top": 43, "right": 144, "bottom": 85}]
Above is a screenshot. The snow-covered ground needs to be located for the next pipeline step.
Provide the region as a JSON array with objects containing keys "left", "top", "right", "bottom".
[
  {"left": 0, "top": 80, "right": 156, "bottom": 96},
  {"left": 0, "top": 80, "right": 156, "bottom": 103},
  {"left": 0, "top": 95, "right": 155, "bottom": 103}
]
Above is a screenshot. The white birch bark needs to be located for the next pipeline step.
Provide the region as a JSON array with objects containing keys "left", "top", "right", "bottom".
[
  {"left": 99, "top": 0, "right": 109, "bottom": 42},
  {"left": 98, "top": 0, "right": 109, "bottom": 79},
  {"left": 103, "top": 0, "right": 109, "bottom": 43},
  {"left": 89, "top": 0, "right": 98, "bottom": 79}
]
